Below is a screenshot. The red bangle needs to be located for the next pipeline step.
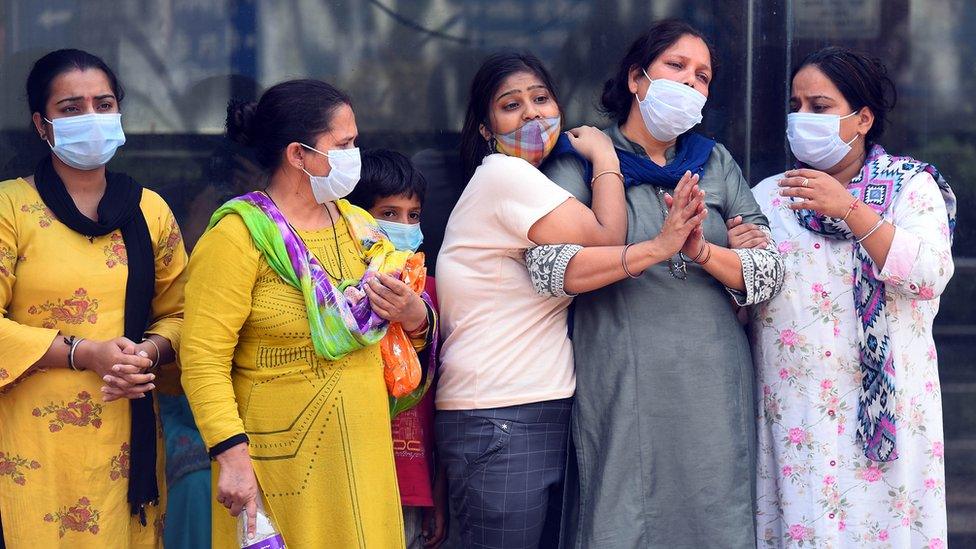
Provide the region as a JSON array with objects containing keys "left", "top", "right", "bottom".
[{"left": 841, "top": 199, "right": 860, "bottom": 222}]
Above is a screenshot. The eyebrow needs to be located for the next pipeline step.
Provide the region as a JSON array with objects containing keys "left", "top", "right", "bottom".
[
  {"left": 56, "top": 94, "right": 116, "bottom": 105},
  {"left": 496, "top": 84, "right": 548, "bottom": 101},
  {"left": 664, "top": 53, "right": 712, "bottom": 73}
]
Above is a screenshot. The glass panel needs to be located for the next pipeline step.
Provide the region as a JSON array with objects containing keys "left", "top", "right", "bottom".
[{"left": 0, "top": 0, "right": 971, "bottom": 544}]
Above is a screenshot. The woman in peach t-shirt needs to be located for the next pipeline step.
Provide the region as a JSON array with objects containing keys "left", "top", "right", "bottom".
[{"left": 434, "top": 51, "right": 707, "bottom": 548}]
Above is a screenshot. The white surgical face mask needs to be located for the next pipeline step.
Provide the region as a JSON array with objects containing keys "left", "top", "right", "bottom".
[
  {"left": 786, "top": 111, "right": 859, "bottom": 170},
  {"left": 300, "top": 144, "right": 361, "bottom": 204},
  {"left": 44, "top": 113, "right": 126, "bottom": 170},
  {"left": 636, "top": 70, "right": 707, "bottom": 142}
]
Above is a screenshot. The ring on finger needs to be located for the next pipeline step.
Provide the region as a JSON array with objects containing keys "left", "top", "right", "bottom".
[{"left": 802, "top": 178, "right": 810, "bottom": 187}]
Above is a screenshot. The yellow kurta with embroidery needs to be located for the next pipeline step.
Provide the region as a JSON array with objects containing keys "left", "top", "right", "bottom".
[
  {"left": 181, "top": 213, "right": 405, "bottom": 549},
  {"left": 0, "top": 177, "right": 186, "bottom": 548}
]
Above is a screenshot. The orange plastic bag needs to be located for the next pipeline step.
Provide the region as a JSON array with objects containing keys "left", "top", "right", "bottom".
[{"left": 381, "top": 253, "right": 427, "bottom": 398}]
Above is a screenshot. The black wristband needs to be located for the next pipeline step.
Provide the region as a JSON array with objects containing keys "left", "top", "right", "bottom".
[{"left": 209, "top": 433, "right": 249, "bottom": 460}]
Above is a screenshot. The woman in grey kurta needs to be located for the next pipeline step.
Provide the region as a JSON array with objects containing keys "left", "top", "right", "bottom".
[{"left": 527, "top": 21, "right": 784, "bottom": 548}]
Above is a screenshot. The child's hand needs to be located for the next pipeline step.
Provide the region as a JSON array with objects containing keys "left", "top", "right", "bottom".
[
  {"left": 422, "top": 464, "right": 449, "bottom": 547},
  {"left": 344, "top": 285, "right": 366, "bottom": 306}
]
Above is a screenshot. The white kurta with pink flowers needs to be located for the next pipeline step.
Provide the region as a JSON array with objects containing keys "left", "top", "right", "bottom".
[{"left": 750, "top": 170, "right": 953, "bottom": 549}]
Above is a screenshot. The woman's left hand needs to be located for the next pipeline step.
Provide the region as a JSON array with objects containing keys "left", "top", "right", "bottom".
[
  {"left": 364, "top": 273, "right": 427, "bottom": 332},
  {"left": 778, "top": 168, "right": 854, "bottom": 218}
]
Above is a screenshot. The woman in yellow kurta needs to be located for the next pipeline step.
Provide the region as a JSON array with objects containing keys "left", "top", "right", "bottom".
[
  {"left": 181, "top": 79, "right": 430, "bottom": 548},
  {"left": 0, "top": 50, "right": 186, "bottom": 547}
]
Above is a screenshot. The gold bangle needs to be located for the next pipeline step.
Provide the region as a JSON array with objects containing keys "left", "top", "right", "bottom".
[
  {"left": 591, "top": 170, "right": 624, "bottom": 186},
  {"left": 697, "top": 243, "right": 713, "bottom": 265},
  {"left": 691, "top": 239, "right": 708, "bottom": 262}
]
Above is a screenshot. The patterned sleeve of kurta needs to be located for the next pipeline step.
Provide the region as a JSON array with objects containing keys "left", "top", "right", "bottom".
[
  {"left": 180, "top": 214, "right": 259, "bottom": 452},
  {"left": 143, "top": 196, "right": 188, "bottom": 349},
  {"left": 0, "top": 184, "right": 58, "bottom": 386},
  {"left": 872, "top": 171, "right": 954, "bottom": 299},
  {"left": 713, "top": 143, "right": 785, "bottom": 306}
]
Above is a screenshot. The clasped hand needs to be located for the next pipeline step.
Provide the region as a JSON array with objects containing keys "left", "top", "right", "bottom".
[
  {"left": 657, "top": 171, "right": 708, "bottom": 258},
  {"left": 88, "top": 337, "right": 156, "bottom": 402}
]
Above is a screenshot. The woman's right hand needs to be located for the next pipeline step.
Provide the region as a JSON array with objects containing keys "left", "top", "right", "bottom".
[
  {"left": 656, "top": 171, "right": 705, "bottom": 257},
  {"left": 216, "top": 442, "right": 259, "bottom": 540},
  {"left": 566, "top": 125, "right": 616, "bottom": 164}
]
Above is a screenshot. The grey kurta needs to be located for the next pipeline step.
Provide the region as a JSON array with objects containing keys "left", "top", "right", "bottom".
[{"left": 542, "top": 125, "right": 770, "bottom": 549}]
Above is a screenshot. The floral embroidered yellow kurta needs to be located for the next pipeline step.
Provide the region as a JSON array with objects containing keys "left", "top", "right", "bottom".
[
  {"left": 0, "top": 177, "right": 186, "bottom": 548},
  {"left": 180, "top": 213, "right": 405, "bottom": 549}
]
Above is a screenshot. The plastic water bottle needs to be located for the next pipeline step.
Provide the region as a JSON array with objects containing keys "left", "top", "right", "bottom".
[{"left": 238, "top": 495, "right": 286, "bottom": 549}]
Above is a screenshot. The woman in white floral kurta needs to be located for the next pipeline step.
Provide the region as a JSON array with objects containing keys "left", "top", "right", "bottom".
[{"left": 749, "top": 47, "right": 955, "bottom": 548}]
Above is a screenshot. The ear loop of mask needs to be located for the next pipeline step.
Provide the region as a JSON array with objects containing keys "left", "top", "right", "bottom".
[
  {"left": 299, "top": 143, "right": 327, "bottom": 179},
  {"left": 839, "top": 111, "right": 860, "bottom": 146},
  {"left": 641, "top": 69, "right": 653, "bottom": 99},
  {"left": 41, "top": 117, "right": 54, "bottom": 147},
  {"left": 485, "top": 136, "right": 497, "bottom": 157}
]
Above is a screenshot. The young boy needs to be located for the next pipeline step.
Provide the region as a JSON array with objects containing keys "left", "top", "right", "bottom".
[{"left": 346, "top": 149, "right": 447, "bottom": 549}]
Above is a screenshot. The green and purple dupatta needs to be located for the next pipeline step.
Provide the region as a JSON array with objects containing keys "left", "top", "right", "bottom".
[{"left": 208, "top": 191, "right": 412, "bottom": 360}]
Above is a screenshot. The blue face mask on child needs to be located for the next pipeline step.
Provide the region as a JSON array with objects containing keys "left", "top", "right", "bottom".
[{"left": 377, "top": 220, "right": 424, "bottom": 252}]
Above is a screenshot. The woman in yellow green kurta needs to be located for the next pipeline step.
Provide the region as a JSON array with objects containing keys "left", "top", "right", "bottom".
[
  {"left": 0, "top": 50, "right": 186, "bottom": 547},
  {"left": 181, "top": 79, "right": 431, "bottom": 548}
]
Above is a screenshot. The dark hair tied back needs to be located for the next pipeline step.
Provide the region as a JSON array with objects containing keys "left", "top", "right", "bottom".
[
  {"left": 225, "top": 99, "right": 259, "bottom": 147},
  {"left": 26, "top": 48, "right": 124, "bottom": 118},
  {"left": 794, "top": 47, "right": 897, "bottom": 145},
  {"left": 600, "top": 19, "right": 715, "bottom": 124},
  {"left": 346, "top": 149, "right": 428, "bottom": 210},
  {"left": 225, "top": 79, "right": 352, "bottom": 172},
  {"left": 459, "top": 51, "right": 559, "bottom": 183}
]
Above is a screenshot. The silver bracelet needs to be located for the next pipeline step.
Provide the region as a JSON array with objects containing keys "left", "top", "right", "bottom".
[
  {"left": 142, "top": 337, "right": 161, "bottom": 370},
  {"left": 856, "top": 218, "right": 886, "bottom": 244},
  {"left": 621, "top": 243, "right": 642, "bottom": 279},
  {"left": 68, "top": 337, "right": 86, "bottom": 371}
]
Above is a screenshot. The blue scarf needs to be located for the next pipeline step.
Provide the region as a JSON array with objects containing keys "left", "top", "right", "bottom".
[
  {"left": 546, "top": 129, "right": 715, "bottom": 188},
  {"left": 793, "top": 144, "right": 956, "bottom": 462}
]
